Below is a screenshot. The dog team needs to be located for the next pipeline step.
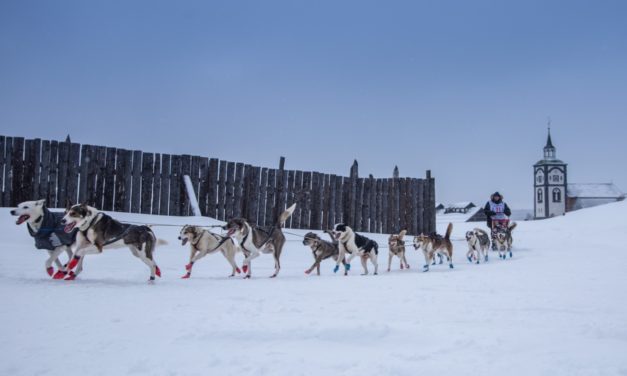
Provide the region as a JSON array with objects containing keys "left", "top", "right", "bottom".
[{"left": 10, "top": 194, "right": 516, "bottom": 281}]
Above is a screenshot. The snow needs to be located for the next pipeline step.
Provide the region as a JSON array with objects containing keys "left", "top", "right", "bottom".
[
  {"left": 2, "top": 202, "right": 627, "bottom": 375},
  {"left": 567, "top": 183, "right": 624, "bottom": 198}
]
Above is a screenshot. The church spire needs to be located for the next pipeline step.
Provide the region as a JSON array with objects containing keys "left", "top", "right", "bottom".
[{"left": 543, "top": 118, "right": 556, "bottom": 159}]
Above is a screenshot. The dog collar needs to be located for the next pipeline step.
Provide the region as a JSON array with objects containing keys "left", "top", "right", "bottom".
[{"left": 81, "top": 212, "right": 103, "bottom": 232}]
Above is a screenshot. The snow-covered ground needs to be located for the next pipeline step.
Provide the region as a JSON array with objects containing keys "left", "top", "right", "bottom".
[{"left": 1, "top": 202, "right": 627, "bottom": 376}]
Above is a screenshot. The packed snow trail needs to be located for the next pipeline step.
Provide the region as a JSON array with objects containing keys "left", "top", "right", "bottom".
[{"left": 1, "top": 202, "right": 626, "bottom": 376}]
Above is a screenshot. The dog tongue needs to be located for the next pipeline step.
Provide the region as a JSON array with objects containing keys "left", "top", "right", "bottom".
[
  {"left": 181, "top": 238, "right": 188, "bottom": 246},
  {"left": 16, "top": 215, "right": 29, "bottom": 225},
  {"left": 64, "top": 222, "right": 76, "bottom": 233}
]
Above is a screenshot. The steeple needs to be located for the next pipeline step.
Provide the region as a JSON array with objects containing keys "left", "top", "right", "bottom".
[{"left": 543, "top": 118, "right": 556, "bottom": 160}]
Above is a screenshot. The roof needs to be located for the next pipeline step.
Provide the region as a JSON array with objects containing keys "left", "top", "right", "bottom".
[
  {"left": 437, "top": 207, "right": 482, "bottom": 224},
  {"left": 446, "top": 202, "right": 475, "bottom": 209},
  {"left": 545, "top": 130, "right": 554, "bottom": 149},
  {"left": 567, "top": 183, "right": 625, "bottom": 199},
  {"left": 535, "top": 159, "right": 566, "bottom": 166}
]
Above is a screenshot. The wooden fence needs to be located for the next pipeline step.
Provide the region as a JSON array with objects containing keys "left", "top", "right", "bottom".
[{"left": 0, "top": 135, "right": 435, "bottom": 234}]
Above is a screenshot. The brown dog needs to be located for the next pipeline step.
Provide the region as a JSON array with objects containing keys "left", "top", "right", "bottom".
[
  {"left": 302, "top": 231, "right": 347, "bottom": 275},
  {"left": 413, "top": 223, "right": 454, "bottom": 272},
  {"left": 224, "top": 204, "right": 296, "bottom": 278},
  {"left": 387, "top": 230, "right": 410, "bottom": 272}
]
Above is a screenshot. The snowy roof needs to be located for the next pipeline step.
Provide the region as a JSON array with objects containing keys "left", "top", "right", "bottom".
[
  {"left": 567, "top": 183, "right": 625, "bottom": 199},
  {"left": 446, "top": 202, "right": 475, "bottom": 209},
  {"left": 437, "top": 207, "right": 482, "bottom": 224}
]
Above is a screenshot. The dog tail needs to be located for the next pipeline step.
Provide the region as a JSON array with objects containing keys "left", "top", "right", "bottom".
[
  {"left": 508, "top": 222, "right": 517, "bottom": 231},
  {"left": 444, "top": 223, "right": 453, "bottom": 239},
  {"left": 323, "top": 229, "right": 337, "bottom": 244},
  {"left": 277, "top": 203, "right": 296, "bottom": 227}
]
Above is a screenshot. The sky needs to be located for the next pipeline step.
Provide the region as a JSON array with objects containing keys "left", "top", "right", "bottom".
[{"left": 1, "top": 0, "right": 626, "bottom": 209}]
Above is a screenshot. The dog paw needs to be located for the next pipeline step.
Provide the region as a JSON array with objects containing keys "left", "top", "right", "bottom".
[
  {"left": 181, "top": 273, "right": 191, "bottom": 279},
  {"left": 185, "top": 263, "right": 193, "bottom": 271},
  {"left": 64, "top": 271, "right": 76, "bottom": 281},
  {"left": 333, "top": 265, "right": 339, "bottom": 273},
  {"left": 155, "top": 266, "right": 161, "bottom": 278},
  {"left": 236, "top": 267, "right": 241, "bottom": 274},
  {"left": 46, "top": 267, "right": 54, "bottom": 277},
  {"left": 242, "top": 265, "right": 249, "bottom": 274}
]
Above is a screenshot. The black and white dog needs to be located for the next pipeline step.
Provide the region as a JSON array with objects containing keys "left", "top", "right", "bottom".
[
  {"left": 11, "top": 199, "right": 77, "bottom": 279},
  {"left": 494, "top": 222, "right": 517, "bottom": 259},
  {"left": 61, "top": 203, "right": 164, "bottom": 281},
  {"left": 465, "top": 228, "right": 490, "bottom": 264},
  {"left": 332, "top": 223, "right": 379, "bottom": 275}
]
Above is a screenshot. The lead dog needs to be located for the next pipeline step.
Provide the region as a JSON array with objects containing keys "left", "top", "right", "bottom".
[
  {"left": 61, "top": 203, "right": 164, "bottom": 281},
  {"left": 494, "top": 222, "right": 517, "bottom": 259},
  {"left": 224, "top": 203, "right": 296, "bottom": 278},
  {"left": 332, "top": 223, "right": 379, "bottom": 275},
  {"left": 10, "top": 199, "right": 77, "bottom": 278},
  {"left": 413, "top": 223, "right": 454, "bottom": 271},
  {"left": 387, "top": 230, "right": 410, "bottom": 272},
  {"left": 465, "top": 228, "right": 490, "bottom": 264},
  {"left": 178, "top": 225, "right": 241, "bottom": 278},
  {"left": 302, "top": 231, "right": 347, "bottom": 275}
]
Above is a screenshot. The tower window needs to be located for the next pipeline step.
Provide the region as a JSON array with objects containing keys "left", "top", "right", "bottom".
[
  {"left": 537, "top": 189, "right": 543, "bottom": 203},
  {"left": 552, "top": 188, "right": 562, "bottom": 203}
]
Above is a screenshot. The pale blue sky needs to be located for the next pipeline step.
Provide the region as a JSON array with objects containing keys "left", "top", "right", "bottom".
[{"left": 1, "top": 0, "right": 626, "bottom": 208}]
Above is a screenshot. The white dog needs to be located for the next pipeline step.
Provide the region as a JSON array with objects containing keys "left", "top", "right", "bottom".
[{"left": 11, "top": 199, "right": 77, "bottom": 279}]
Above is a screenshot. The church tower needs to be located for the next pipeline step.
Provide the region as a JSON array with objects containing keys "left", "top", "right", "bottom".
[{"left": 534, "top": 125, "right": 567, "bottom": 219}]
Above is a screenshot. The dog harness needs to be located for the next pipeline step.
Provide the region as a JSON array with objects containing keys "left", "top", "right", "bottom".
[
  {"left": 27, "top": 211, "right": 77, "bottom": 251},
  {"left": 80, "top": 212, "right": 133, "bottom": 246},
  {"left": 193, "top": 231, "right": 231, "bottom": 252},
  {"left": 240, "top": 225, "right": 275, "bottom": 254}
]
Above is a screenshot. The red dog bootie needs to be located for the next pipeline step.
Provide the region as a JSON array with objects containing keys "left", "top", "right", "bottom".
[{"left": 53, "top": 270, "right": 67, "bottom": 280}]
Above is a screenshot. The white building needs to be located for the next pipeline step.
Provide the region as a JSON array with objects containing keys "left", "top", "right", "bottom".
[
  {"left": 566, "top": 183, "right": 625, "bottom": 211},
  {"left": 534, "top": 129, "right": 567, "bottom": 219}
]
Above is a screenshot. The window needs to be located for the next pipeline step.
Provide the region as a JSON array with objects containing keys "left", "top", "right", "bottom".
[
  {"left": 537, "top": 188, "right": 543, "bottom": 203},
  {"left": 553, "top": 188, "right": 562, "bottom": 203}
]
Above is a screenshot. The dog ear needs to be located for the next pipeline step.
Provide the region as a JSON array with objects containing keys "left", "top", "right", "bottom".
[
  {"left": 36, "top": 199, "right": 46, "bottom": 207},
  {"left": 398, "top": 230, "right": 407, "bottom": 239}
]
